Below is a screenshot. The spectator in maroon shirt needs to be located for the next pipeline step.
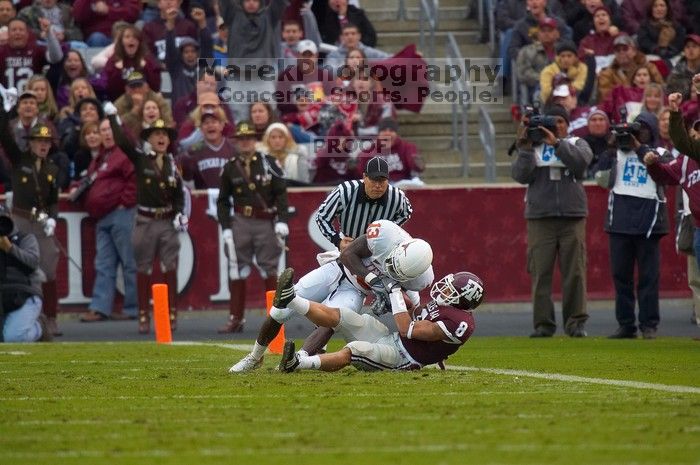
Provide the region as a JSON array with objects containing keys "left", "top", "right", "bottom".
[
  {"left": 142, "top": 0, "right": 198, "bottom": 61},
  {"left": 74, "top": 118, "right": 138, "bottom": 322},
  {"left": 357, "top": 118, "right": 425, "bottom": 187},
  {"left": 72, "top": 0, "right": 141, "bottom": 47},
  {"left": 104, "top": 25, "right": 161, "bottom": 100},
  {"left": 178, "top": 106, "right": 235, "bottom": 189}
]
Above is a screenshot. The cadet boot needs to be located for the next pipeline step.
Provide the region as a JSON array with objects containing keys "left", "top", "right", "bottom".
[
  {"left": 41, "top": 280, "right": 62, "bottom": 336},
  {"left": 137, "top": 273, "right": 152, "bottom": 334},
  {"left": 164, "top": 270, "right": 178, "bottom": 331},
  {"left": 218, "top": 280, "right": 246, "bottom": 333}
]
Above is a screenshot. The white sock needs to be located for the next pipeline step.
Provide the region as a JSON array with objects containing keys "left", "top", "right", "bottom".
[
  {"left": 288, "top": 296, "right": 310, "bottom": 315},
  {"left": 297, "top": 349, "right": 309, "bottom": 358},
  {"left": 298, "top": 355, "right": 321, "bottom": 370},
  {"left": 251, "top": 342, "right": 266, "bottom": 360}
]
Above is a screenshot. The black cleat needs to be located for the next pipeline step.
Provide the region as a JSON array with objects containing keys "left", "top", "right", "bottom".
[
  {"left": 278, "top": 340, "right": 300, "bottom": 373},
  {"left": 273, "top": 268, "right": 296, "bottom": 308},
  {"left": 608, "top": 327, "right": 637, "bottom": 339}
]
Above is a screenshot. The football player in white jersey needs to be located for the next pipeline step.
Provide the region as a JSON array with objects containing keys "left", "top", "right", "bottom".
[
  {"left": 229, "top": 220, "right": 434, "bottom": 373},
  {"left": 275, "top": 266, "right": 484, "bottom": 372}
]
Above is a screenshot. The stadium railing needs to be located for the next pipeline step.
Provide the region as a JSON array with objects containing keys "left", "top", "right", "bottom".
[
  {"left": 478, "top": 106, "right": 496, "bottom": 182},
  {"left": 419, "top": 0, "right": 438, "bottom": 59},
  {"left": 446, "top": 32, "right": 470, "bottom": 177}
]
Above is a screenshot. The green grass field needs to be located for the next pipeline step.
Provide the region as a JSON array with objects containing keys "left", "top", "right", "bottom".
[{"left": 1, "top": 338, "right": 699, "bottom": 465}]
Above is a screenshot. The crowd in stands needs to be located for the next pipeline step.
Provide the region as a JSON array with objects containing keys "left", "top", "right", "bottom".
[
  {"left": 0, "top": 0, "right": 426, "bottom": 197},
  {"left": 501, "top": 0, "right": 700, "bottom": 137}
]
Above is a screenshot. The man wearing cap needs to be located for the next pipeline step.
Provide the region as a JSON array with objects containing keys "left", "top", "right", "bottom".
[
  {"left": 164, "top": 2, "right": 213, "bottom": 104},
  {"left": 357, "top": 119, "right": 425, "bottom": 187},
  {"left": 178, "top": 105, "right": 235, "bottom": 189},
  {"left": 515, "top": 17, "right": 560, "bottom": 102},
  {"left": 584, "top": 108, "right": 611, "bottom": 175},
  {"left": 597, "top": 34, "right": 663, "bottom": 101},
  {"left": 106, "top": 104, "right": 188, "bottom": 334},
  {"left": 507, "top": 0, "right": 570, "bottom": 65},
  {"left": 549, "top": 84, "right": 592, "bottom": 138},
  {"left": 216, "top": 120, "right": 289, "bottom": 333},
  {"left": 142, "top": 0, "right": 198, "bottom": 61},
  {"left": 666, "top": 35, "right": 700, "bottom": 100},
  {"left": 275, "top": 38, "right": 335, "bottom": 117},
  {"left": 0, "top": 94, "right": 62, "bottom": 337},
  {"left": 0, "top": 204, "right": 51, "bottom": 342},
  {"left": 539, "top": 40, "right": 589, "bottom": 103},
  {"left": 114, "top": 71, "right": 173, "bottom": 126},
  {"left": 324, "top": 23, "right": 389, "bottom": 72},
  {"left": 511, "top": 104, "right": 593, "bottom": 337}
]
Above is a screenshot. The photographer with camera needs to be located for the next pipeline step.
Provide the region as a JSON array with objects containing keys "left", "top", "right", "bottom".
[
  {"left": 593, "top": 111, "right": 671, "bottom": 339},
  {"left": 0, "top": 205, "right": 50, "bottom": 342},
  {"left": 0, "top": 94, "right": 62, "bottom": 337},
  {"left": 511, "top": 104, "right": 593, "bottom": 338}
]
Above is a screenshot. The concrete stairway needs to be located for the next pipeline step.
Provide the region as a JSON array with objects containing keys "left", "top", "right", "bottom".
[{"left": 364, "top": 1, "right": 518, "bottom": 183}]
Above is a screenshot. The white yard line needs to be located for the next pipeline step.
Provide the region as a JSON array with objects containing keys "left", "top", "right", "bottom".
[
  {"left": 170, "top": 341, "right": 253, "bottom": 351},
  {"left": 442, "top": 365, "right": 700, "bottom": 395}
]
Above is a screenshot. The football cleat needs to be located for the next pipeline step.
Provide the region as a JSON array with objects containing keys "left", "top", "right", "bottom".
[
  {"left": 278, "top": 340, "right": 300, "bottom": 373},
  {"left": 273, "top": 268, "right": 296, "bottom": 308},
  {"left": 228, "top": 354, "right": 263, "bottom": 373}
]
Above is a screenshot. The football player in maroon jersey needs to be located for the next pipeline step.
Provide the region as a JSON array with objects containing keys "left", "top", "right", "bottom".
[{"left": 276, "top": 267, "right": 484, "bottom": 372}]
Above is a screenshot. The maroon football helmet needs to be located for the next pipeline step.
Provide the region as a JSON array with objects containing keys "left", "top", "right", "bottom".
[{"left": 430, "top": 272, "right": 485, "bottom": 310}]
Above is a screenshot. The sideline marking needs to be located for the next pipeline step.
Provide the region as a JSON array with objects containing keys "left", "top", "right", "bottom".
[
  {"left": 0, "top": 351, "right": 29, "bottom": 356},
  {"left": 442, "top": 365, "right": 700, "bottom": 395},
  {"left": 181, "top": 341, "right": 700, "bottom": 395}
]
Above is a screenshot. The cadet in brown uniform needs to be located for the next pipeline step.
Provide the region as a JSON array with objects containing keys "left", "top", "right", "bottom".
[
  {"left": 0, "top": 97, "right": 61, "bottom": 336},
  {"left": 217, "top": 121, "right": 290, "bottom": 333},
  {"left": 105, "top": 103, "right": 188, "bottom": 334}
]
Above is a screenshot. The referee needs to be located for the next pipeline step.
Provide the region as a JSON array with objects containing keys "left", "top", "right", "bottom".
[{"left": 315, "top": 157, "right": 413, "bottom": 251}]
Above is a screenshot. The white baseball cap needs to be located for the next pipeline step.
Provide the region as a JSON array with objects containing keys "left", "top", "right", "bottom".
[
  {"left": 552, "top": 84, "right": 571, "bottom": 98},
  {"left": 297, "top": 39, "right": 318, "bottom": 55}
]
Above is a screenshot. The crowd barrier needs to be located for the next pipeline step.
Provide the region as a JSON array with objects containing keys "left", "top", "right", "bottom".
[{"left": 10, "top": 184, "right": 688, "bottom": 311}]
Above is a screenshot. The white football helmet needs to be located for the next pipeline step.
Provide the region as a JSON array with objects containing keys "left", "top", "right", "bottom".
[{"left": 384, "top": 239, "right": 433, "bottom": 282}]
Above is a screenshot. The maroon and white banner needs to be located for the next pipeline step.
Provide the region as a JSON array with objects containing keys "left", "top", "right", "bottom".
[{"left": 26, "top": 184, "right": 690, "bottom": 311}]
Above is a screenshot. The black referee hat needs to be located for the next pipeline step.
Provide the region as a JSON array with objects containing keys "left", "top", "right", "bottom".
[{"left": 364, "top": 157, "right": 389, "bottom": 179}]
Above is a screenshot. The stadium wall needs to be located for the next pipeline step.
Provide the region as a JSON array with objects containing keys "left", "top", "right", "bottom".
[{"left": 34, "top": 184, "right": 690, "bottom": 311}]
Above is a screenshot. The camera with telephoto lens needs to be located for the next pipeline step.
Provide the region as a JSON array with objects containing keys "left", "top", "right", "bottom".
[
  {"left": 527, "top": 114, "right": 558, "bottom": 145},
  {"left": 610, "top": 106, "right": 641, "bottom": 152}
]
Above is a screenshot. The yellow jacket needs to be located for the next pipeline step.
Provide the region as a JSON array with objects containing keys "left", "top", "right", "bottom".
[{"left": 539, "top": 58, "right": 588, "bottom": 103}]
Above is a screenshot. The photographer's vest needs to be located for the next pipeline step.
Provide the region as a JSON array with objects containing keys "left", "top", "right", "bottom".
[
  {"left": 534, "top": 137, "right": 580, "bottom": 168},
  {"left": 610, "top": 148, "right": 665, "bottom": 237}
]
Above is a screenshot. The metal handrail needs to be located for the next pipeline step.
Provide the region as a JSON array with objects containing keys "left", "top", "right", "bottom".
[
  {"left": 446, "top": 33, "right": 470, "bottom": 177},
  {"left": 479, "top": 106, "right": 497, "bottom": 182},
  {"left": 419, "top": 0, "right": 438, "bottom": 58},
  {"left": 488, "top": 0, "right": 496, "bottom": 55}
]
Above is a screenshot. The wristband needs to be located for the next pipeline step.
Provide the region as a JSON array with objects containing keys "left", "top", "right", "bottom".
[
  {"left": 365, "top": 272, "right": 378, "bottom": 284},
  {"left": 390, "top": 288, "right": 408, "bottom": 315},
  {"left": 407, "top": 321, "right": 415, "bottom": 339}
]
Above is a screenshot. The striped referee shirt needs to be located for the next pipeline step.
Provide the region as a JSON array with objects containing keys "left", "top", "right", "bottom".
[{"left": 315, "top": 180, "right": 413, "bottom": 247}]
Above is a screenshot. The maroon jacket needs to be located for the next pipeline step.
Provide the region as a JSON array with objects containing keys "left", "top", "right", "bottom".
[
  {"left": 577, "top": 31, "right": 616, "bottom": 59},
  {"left": 72, "top": 0, "right": 141, "bottom": 37},
  {"left": 647, "top": 155, "right": 700, "bottom": 227},
  {"left": 358, "top": 137, "right": 424, "bottom": 183},
  {"left": 103, "top": 55, "right": 162, "bottom": 100},
  {"left": 599, "top": 85, "right": 644, "bottom": 123},
  {"left": 142, "top": 16, "right": 198, "bottom": 60},
  {"left": 83, "top": 145, "right": 137, "bottom": 219}
]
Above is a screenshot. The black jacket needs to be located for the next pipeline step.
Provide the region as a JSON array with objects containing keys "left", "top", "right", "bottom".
[
  {"left": 0, "top": 227, "right": 43, "bottom": 317},
  {"left": 313, "top": 3, "right": 376, "bottom": 47}
]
